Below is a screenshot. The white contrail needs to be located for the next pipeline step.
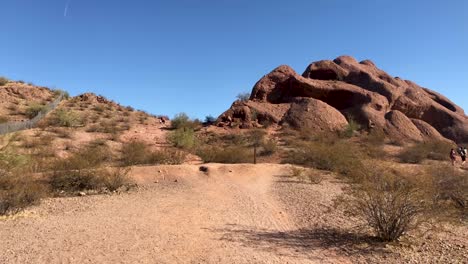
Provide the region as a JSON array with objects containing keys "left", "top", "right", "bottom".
[{"left": 64, "top": 0, "right": 71, "bottom": 17}]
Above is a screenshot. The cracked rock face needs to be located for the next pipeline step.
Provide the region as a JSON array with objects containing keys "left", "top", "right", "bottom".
[{"left": 218, "top": 56, "right": 468, "bottom": 142}]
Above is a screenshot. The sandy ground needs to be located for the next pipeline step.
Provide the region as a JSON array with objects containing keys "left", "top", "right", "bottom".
[{"left": 1, "top": 164, "right": 467, "bottom": 263}]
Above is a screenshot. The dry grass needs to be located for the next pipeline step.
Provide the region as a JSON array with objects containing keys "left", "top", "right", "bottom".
[
  {"left": 0, "top": 168, "right": 48, "bottom": 216},
  {"left": 121, "top": 140, "right": 186, "bottom": 166},
  {"left": 196, "top": 146, "right": 253, "bottom": 164},
  {"left": 399, "top": 141, "right": 453, "bottom": 164}
]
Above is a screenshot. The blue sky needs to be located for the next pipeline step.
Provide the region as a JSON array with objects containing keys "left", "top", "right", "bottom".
[{"left": 0, "top": 0, "right": 467, "bottom": 119}]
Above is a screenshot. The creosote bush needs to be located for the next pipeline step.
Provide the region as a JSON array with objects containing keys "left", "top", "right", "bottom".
[
  {"left": 169, "top": 128, "right": 197, "bottom": 149},
  {"left": 171, "top": 113, "right": 201, "bottom": 130},
  {"left": 121, "top": 140, "right": 186, "bottom": 166},
  {"left": 283, "top": 137, "right": 366, "bottom": 181},
  {"left": 25, "top": 104, "right": 49, "bottom": 118},
  {"left": 51, "top": 109, "right": 81, "bottom": 127},
  {"left": 351, "top": 168, "right": 426, "bottom": 242},
  {"left": 0, "top": 169, "right": 48, "bottom": 216},
  {"left": 197, "top": 146, "right": 253, "bottom": 164},
  {"left": 399, "top": 141, "right": 453, "bottom": 164}
]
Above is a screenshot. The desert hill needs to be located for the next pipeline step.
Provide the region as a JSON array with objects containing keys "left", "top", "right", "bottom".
[
  {"left": 0, "top": 79, "right": 170, "bottom": 163},
  {"left": 218, "top": 56, "right": 468, "bottom": 143}
]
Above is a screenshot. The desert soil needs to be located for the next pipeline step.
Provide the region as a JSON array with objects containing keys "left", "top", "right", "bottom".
[{"left": 1, "top": 164, "right": 467, "bottom": 264}]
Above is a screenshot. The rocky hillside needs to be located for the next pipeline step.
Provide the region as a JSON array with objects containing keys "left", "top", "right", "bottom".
[
  {"left": 217, "top": 56, "right": 468, "bottom": 143},
  {"left": 0, "top": 80, "right": 57, "bottom": 122}
]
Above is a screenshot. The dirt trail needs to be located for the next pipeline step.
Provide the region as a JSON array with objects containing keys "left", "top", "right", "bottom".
[{"left": 0, "top": 164, "right": 351, "bottom": 264}]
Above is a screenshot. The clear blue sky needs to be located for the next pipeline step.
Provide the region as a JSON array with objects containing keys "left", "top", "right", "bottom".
[{"left": 1, "top": 0, "right": 467, "bottom": 119}]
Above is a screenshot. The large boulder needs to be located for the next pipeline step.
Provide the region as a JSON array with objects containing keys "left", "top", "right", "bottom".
[
  {"left": 219, "top": 56, "right": 468, "bottom": 142},
  {"left": 282, "top": 98, "right": 348, "bottom": 132}
]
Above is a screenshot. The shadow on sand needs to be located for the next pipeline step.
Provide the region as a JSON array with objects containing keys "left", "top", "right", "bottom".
[{"left": 208, "top": 224, "right": 387, "bottom": 258}]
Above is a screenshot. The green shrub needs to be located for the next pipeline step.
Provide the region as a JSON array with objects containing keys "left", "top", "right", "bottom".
[
  {"left": 53, "top": 89, "right": 70, "bottom": 99},
  {"left": 25, "top": 104, "right": 49, "bottom": 118},
  {"left": 0, "top": 171, "right": 48, "bottom": 215},
  {"left": 168, "top": 128, "right": 197, "bottom": 149},
  {"left": 171, "top": 113, "right": 201, "bottom": 130},
  {"left": 197, "top": 146, "right": 253, "bottom": 164},
  {"left": 204, "top": 115, "right": 216, "bottom": 124},
  {"left": 341, "top": 119, "right": 360, "bottom": 138},
  {"left": 51, "top": 109, "right": 81, "bottom": 127},
  {"left": 0, "top": 77, "right": 8, "bottom": 86}
]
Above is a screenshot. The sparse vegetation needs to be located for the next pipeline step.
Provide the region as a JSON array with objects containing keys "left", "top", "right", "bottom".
[
  {"left": 169, "top": 128, "right": 197, "bottom": 149},
  {"left": 399, "top": 141, "right": 453, "bottom": 164},
  {"left": 0, "top": 76, "right": 8, "bottom": 86},
  {"left": 283, "top": 137, "right": 366, "bottom": 181},
  {"left": 341, "top": 118, "right": 360, "bottom": 138},
  {"left": 0, "top": 171, "right": 48, "bottom": 215},
  {"left": 50, "top": 109, "right": 81, "bottom": 127},
  {"left": 197, "top": 146, "right": 253, "bottom": 163},
  {"left": 121, "top": 140, "right": 186, "bottom": 166},
  {"left": 236, "top": 92, "right": 250, "bottom": 102},
  {"left": 25, "top": 104, "right": 48, "bottom": 118},
  {"left": 171, "top": 113, "right": 201, "bottom": 130},
  {"left": 350, "top": 167, "right": 426, "bottom": 242},
  {"left": 0, "top": 115, "right": 8, "bottom": 124}
]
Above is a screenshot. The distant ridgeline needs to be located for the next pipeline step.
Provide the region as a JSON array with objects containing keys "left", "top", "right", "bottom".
[{"left": 0, "top": 93, "right": 65, "bottom": 135}]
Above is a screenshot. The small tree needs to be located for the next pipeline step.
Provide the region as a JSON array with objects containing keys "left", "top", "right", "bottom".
[
  {"left": 236, "top": 92, "right": 251, "bottom": 102},
  {"left": 204, "top": 115, "right": 216, "bottom": 124},
  {"left": 248, "top": 129, "right": 266, "bottom": 164},
  {"left": 0, "top": 77, "right": 8, "bottom": 86}
]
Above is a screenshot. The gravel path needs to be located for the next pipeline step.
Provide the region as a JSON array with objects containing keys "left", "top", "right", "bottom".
[{"left": 0, "top": 164, "right": 466, "bottom": 263}]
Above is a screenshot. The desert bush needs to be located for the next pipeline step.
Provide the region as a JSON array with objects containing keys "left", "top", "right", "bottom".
[
  {"left": 49, "top": 109, "right": 81, "bottom": 127},
  {"left": 99, "top": 167, "right": 130, "bottom": 192},
  {"left": 260, "top": 139, "right": 277, "bottom": 156},
  {"left": 236, "top": 92, "right": 250, "bottom": 102},
  {"left": 351, "top": 167, "right": 426, "bottom": 241},
  {"left": 92, "top": 105, "right": 105, "bottom": 113},
  {"left": 197, "top": 146, "right": 253, "bottom": 164},
  {"left": 120, "top": 140, "right": 186, "bottom": 166},
  {"left": 362, "top": 129, "right": 387, "bottom": 159},
  {"left": 171, "top": 113, "right": 201, "bottom": 130},
  {"left": 283, "top": 139, "right": 365, "bottom": 181},
  {"left": 53, "top": 127, "right": 72, "bottom": 139},
  {"left": 341, "top": 119, "right": 360, "bottom": 138},
  {"left": 53, "top": 89, "right": 69, "bottom": 99},
  {"left": 0, "top": 171, "right": 48, "bottom": 215},
  {"left": 399, "top": 141, "right": 453, "bottom": 164},
  {"left": 168, "top": 128, "right": 197, "bottom": 149},
  {"left": 49, "top": 144, "right": 113, "bottom": 193},
  {"left": 289, "top": 166, "right": 323, "bottom": 184},
  {"left": 0, "top": 115, "right": 8, "bottom": 124},
  {"left": 426, "top": 165, "right": 468, "bottom": 217},
  {"left": 204, "top": 115, "right": 216, "bottom": 124},
  {"left": 120, "top": 140, "right": 151, "bottom": 166},
  {"left": 25, "top": 104, "right": 49, "bottom": 118},
  {"left": 0, "top": 77, "right": 9, "bottom": 86}
]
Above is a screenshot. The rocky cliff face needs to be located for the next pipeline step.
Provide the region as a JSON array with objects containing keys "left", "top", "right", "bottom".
[{"left": 218, "top": 56, "right": 468, "bottom": 142}]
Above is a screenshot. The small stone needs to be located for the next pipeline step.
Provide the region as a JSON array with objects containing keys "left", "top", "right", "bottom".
[
  {"left": 78, "top": 192, "right": 86, "bottom": 196},
  {"left": 174, "top": 179, "right": 178, "bottom": 183}
]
